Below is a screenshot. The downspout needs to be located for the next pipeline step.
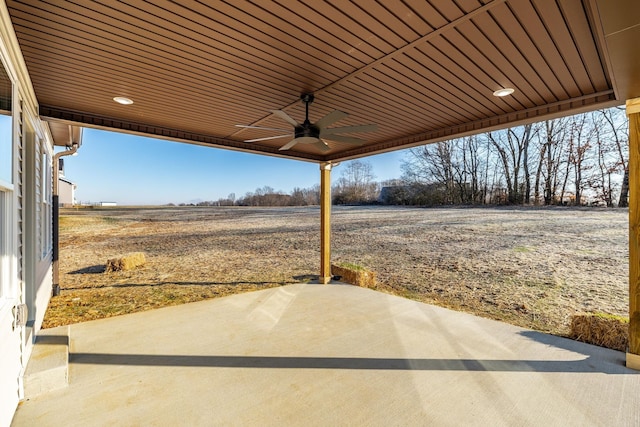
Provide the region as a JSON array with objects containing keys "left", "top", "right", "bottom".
[{"left": 52, "top": 142, "right": 78, "bottom": 296}]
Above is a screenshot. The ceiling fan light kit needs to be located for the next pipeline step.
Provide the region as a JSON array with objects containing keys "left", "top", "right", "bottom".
[{"left": 237, "top": 93, "right": 377, "bottom": 152}]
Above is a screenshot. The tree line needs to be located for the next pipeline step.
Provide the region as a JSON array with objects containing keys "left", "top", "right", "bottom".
[
  {"left": 173, "top": 185, "right": 321, "bottom": 207},
  {"left": 388, "top": 107, "right": 629, "bottom": 207},
  {"left": 172, "top": 107, "right": 629, "bottom": 208}
]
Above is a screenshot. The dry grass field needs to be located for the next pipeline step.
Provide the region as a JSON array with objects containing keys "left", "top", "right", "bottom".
[{"left": 45, "top": 206, "right": 628, "bottom": 338}]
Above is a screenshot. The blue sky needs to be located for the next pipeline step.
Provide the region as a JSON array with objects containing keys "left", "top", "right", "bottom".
[{"left": 60, "top": 128, "right": 408, "bottom": 205}]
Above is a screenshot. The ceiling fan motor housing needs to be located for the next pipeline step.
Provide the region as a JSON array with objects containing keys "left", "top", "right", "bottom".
[{"left": 295, "top": 122, "right": 320, "bottom": 143}]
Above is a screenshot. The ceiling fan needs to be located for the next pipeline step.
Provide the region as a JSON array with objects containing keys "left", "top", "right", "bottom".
[{"left": 235, "top": 94, "right": 377, "bottom": 152}]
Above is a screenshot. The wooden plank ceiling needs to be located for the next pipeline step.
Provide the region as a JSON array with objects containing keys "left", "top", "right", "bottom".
[{"left": 5, "top": 0, "right": 639, "bottom": 162}]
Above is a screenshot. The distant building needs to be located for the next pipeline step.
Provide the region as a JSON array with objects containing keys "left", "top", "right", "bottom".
[
  {"left": 97, "top": 202, "right": 117, "bottom": 207},
  {"left": 58, "top": 158, "right": 77, "bottom": 206},
  {"left": 58, "top": 177, "right": 76, "bottom": 206}
]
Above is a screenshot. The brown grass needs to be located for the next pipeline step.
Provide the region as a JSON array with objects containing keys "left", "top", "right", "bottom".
[
  {"left": 105, "top": 252, "right": 146, "bottom": 272},
  {"left": 44, "top": 206, "right": 628, "bottom": 341},
  {"left": 569, "top": 313, "right": 629, "bottom": 351}
]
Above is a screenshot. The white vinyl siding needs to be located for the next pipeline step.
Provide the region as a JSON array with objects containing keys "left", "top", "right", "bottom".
[
  {"left": 16, "top": 100, "right": 22, "bottom": 284},
  {"left": 34, "top": 132, "right": 40, "bottom": 258},
  {"left": 23, "top": 123, "right": 52, "bottom": 262},
  {"left": 0, "top": 7, "right": 61, "bottom": 423}
]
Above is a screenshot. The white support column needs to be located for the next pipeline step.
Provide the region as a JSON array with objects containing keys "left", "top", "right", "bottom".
[{"left": 319, "top": 162, "right": 332, "bottom": 284}]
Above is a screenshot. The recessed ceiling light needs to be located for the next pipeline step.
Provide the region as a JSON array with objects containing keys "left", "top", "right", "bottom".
[
  {"left": 113, "top": 96, "right": 134, "bottom": 105},
  {"left": 493, "top": 88, "right": 515, "bottom": 97}
]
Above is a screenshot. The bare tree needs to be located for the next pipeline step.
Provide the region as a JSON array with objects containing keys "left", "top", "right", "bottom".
[
  {"left": 598, "top": 107, "right": 629, "bottom": 207},
  {"left": 403, "top": 142, "right": 455, "bottom": 203},
  {"left": 303, "top": 184, "right": 320, "bottom": 205},
  {"left": 567, "top": 114, "right": 595, "bottom": 205},
  {"left": 396, "top": 107, "right": 627, "bottom": 207},
  {"left": 217, "top": 193, "right": 236, "bottom": 206},
  {"left": 288, "top": 185, "right": 320, "bottom": 206},
  {"left": 534, "top": 123, "right": 549, "bottom": 204},
  {"left": 333, "top": 160, "right": 379, "bottom": 204},
  {"left": 534, "top": 118, "right": 569, "bottom": 205},
  {"left": 487, "top": 124, "right": 534, "bottom": 204},
  {"left": 589, "top": 111, "right": 617, "bottom": 206},
  {"left": 290, "top": 187, "right": 307, "bottom": 206},
  {"left": 458, "top": 136, "right": 486, "bottom": 204},
  {"left": 402, "top": 138, "right": 486, "bottom": 204}
]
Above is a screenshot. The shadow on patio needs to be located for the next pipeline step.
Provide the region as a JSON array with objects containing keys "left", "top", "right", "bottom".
[{"left": 68, "top": 352, "right": 625, "bottom": 375}]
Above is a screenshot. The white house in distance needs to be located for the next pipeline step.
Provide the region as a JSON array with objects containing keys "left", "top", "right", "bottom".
[
  {"left": 57, "top": 177, "right": 75, "bottom": 207},
  {"left": 2, "top": 0, "right": 640, "bottom": 425},
  {"left": 57, "top": 158, "right": 76, "bottom": 207}
]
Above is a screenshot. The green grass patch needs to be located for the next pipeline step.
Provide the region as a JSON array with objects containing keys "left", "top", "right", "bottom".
[
  {"left": 593, "top": 312, "right": 629, "bottom": 322},
  {"left": 513, "top": 246, "right": 535, "bottom": 253},
  {"left": 338, "top": 262, "right": 366, "bottom": 271}
]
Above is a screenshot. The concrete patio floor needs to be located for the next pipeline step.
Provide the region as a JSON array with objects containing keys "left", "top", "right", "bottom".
[{"left": 12, "top": 283, "right": 640, "bottom": 426}]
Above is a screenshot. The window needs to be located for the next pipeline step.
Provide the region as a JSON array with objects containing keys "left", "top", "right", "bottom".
[
  {"left": 0, "top": 61, "right": 12, "bottom": 302},
  {"left": 31, "top": 135, "right": 52, "bottom": 261},
  {"left": 0, "top": 190, "right": 7, "bottom": 299},
  {"left": 0, "top": 64, "right": 11, "bottom": 185},
  {"left": 0, "top": 190, "right": 14, "bottom": 301},
  {"left": 39, "top": 148, "right": 52, "bottom": 259},
  {"left": 0, "top": 114, "right": 11, "bottom": 185}
]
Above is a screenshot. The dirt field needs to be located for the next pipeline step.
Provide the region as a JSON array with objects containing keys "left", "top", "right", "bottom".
[{"left": 45, "top": 206, "right": 628, "bottom": 337}]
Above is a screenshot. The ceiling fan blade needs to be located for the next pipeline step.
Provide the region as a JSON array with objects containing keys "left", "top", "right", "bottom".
[
  {"left": 322, "top": 134, "right": 366, "bottom": 145},
  {"left": 235, "top": 125, "right": 291, "bottom": 132},
  {"left": 279, "top": 139, "right": 299, "bottom": 151},
  {"left": 315, "top": 140, "right": 331, "bottom": 152},
  {"left": 245, "top": 134, "right": 293, "bottom": 143},
  {"left": 315, "top": 110, "right": 349, "bottom": 129},
  {"left": 321, "top": 124, "right": 378, "bottom": 135},
  {"left": 271, "top": 110, "right": 298, "bottom": 127}
]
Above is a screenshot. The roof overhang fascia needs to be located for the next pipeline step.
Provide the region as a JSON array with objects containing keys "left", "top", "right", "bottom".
[{"left": 40, "top": 105, "right": 325, "bottom": 162}]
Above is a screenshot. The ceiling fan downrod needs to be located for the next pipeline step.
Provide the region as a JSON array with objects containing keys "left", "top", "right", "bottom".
[
  {"left": 301, "top": 93, "right": 314, "bottom": 123},
  {"left": 296, "top": 93, "right": 319, "bottom": 140}
]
